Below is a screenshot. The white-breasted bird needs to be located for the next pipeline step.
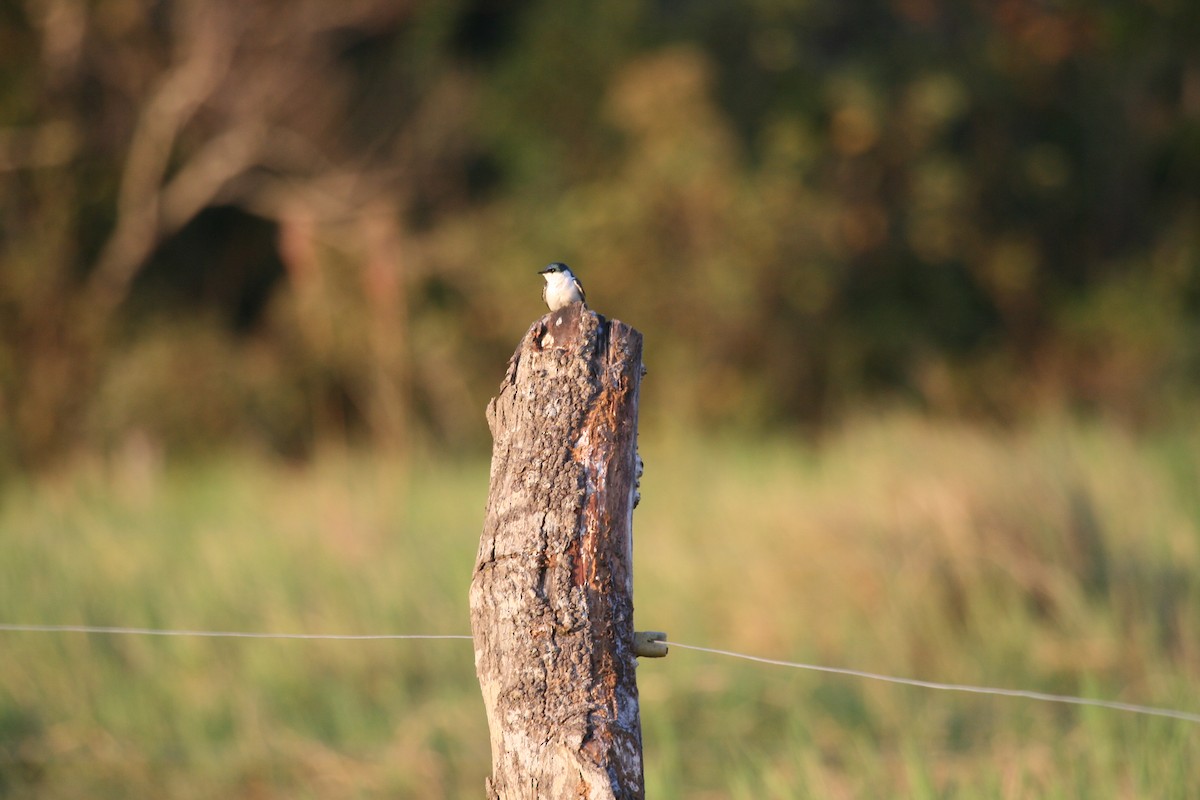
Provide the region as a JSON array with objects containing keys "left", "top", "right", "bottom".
[{"left": 538, "top": 262, "right": 587, "bottom": 311}]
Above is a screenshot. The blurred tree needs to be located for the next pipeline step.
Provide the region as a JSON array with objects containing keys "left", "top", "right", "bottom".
[
  {"left": 1, "top": 0, "right": 1198, "bottom": 468},
  {"left": 0, "top": 0, "right": 491, "bottom": 464}
]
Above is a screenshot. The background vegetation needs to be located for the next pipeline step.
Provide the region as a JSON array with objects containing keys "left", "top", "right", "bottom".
[
  {"left": 1, "top": 0, "right": 1198, "bottom": 464},
  {"left": 2, "top": 0, "right": 1200, "bottom": 797},
  {"left": 4, "top": 419, "right": 1199, "bottom": 797}
]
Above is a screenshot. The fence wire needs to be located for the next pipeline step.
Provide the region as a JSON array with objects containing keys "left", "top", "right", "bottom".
[
  {"left": 0, "top": 623, "right": 471, "bottom": 641},
  {"left": 3, "top": 622, "right": 1198, "bottom": 725}
]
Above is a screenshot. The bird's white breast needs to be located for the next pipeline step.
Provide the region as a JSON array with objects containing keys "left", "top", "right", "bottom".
[{"left": 543, "top": 273, "right": 583, "bottom": 310}]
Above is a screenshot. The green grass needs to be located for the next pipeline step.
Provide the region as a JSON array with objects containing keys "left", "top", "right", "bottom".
[{"left": 2, "top": 415, "right": 1198, "bottom": 798}]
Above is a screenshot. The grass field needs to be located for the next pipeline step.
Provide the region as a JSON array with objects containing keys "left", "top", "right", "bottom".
[{"left": 2, "top": 414, "right": 1199, "bottom": 798}]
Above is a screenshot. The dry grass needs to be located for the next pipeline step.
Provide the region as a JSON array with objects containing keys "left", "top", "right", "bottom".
[{"left": 2, "top": 414, "right": 1198, "bottom": 797}]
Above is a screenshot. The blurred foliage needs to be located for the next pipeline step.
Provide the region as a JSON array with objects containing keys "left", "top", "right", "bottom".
[
  {"left": 2, "top": 0, "right": 1199, "bottom": 467},
  {"left": 2, "top": 418, "right": 1199, "bottom": 797}
]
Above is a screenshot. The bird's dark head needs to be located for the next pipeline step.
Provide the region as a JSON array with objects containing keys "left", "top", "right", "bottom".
[{"left": 538, "top": 262, "right": 570, "bottom": 275}]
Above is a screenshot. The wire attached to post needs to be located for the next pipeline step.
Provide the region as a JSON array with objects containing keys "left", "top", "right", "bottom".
[{"left": 634, "top": 630, "right": 668, "bottom": 657}]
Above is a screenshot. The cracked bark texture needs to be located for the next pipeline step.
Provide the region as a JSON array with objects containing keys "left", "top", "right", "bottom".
[{"left": 470, "top": 304, "right": 645, "bottom": 799}]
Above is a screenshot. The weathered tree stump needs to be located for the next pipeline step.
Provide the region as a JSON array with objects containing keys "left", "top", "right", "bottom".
[{"left": 470, "top": 303, "right": 645, "bottom": 799}]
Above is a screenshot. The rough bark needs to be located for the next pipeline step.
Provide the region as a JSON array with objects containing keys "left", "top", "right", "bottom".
[{"left": 470, "top": 303, "right": 645, "bottom": 799}]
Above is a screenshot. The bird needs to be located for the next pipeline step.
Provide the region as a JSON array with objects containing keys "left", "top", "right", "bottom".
[{"left": 538, "top": 262, "right": 587, "bottom": 311}]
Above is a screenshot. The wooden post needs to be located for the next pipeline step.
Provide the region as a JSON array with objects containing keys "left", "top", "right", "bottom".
[{"left": 470, "top": 303, "right": 646, "bottom": 799}]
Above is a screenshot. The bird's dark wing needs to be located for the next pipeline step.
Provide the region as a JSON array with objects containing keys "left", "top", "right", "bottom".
[{"left": 573, "top": 277, "right": 587, "bottom": 305}]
